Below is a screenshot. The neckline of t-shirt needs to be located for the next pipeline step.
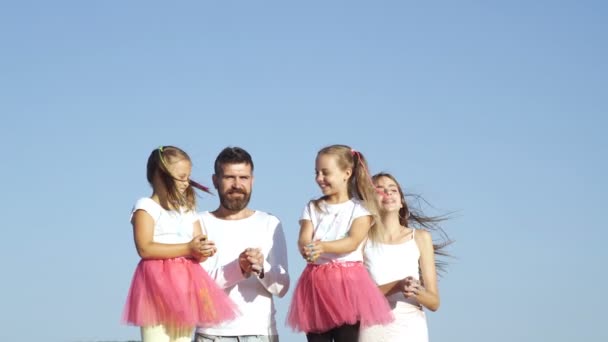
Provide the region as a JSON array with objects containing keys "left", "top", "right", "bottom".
[
  {"left": 322, "top": 199, "right": 354, "bottom": 207},
  {"left": 205, "top": 210, "right": 259, "bottom": 222},
  {"left": 144, "top": 197, "right": 185, "bottom": 213}
]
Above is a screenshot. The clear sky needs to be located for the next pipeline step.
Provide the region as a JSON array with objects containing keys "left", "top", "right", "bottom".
[{"left": 1, "top": 1, "right": 606, "bottom": 341}]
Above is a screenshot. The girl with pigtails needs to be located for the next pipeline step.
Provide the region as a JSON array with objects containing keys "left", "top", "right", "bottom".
[
  {"left": 122, "top": 146, "right": 238, "bottom": 342},
  {"left": 287, "top": 144, "right": 393, "bottom": 342}
]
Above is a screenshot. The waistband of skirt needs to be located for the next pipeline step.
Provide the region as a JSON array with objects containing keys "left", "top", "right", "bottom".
[{"left": 306, "top": 260, "right": 363, "bottom": 269}]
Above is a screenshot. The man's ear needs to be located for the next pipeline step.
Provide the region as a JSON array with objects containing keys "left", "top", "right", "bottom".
[{"left": 212, "top": 174, "right": 219, "bottom": 189}]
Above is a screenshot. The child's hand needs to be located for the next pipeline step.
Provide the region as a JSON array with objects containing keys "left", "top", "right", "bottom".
[
  {"left": 188, "top": 234, "right": 207, "bottom": 256},
  {"left": 303, "top": 240, "right": 323, "bottom": 263},
  {"left": 199, "top": 239, "right": 217, "bottom": 257},
  {"left": 299, "top": 243, "right": 311, "bottom": 261}
]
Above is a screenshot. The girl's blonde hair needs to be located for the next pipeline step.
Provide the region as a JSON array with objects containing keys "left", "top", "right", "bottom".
[
  {"left": 146, "top": 146, "right": 211, "bottom": 211},
  {"left": 312, "top": 144, "right": 386, "bottom": 241}
]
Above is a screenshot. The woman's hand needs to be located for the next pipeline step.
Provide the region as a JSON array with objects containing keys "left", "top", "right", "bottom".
[{"left": 403, "top": 276, "right": 424, "bottom": 298}]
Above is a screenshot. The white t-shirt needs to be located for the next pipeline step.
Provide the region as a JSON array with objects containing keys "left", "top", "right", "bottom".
[
  {"left": 131, "top": 197, "right": 198, "bottom": 244},
  {"left": 301, "top": 198, "right": 371, "bottom": 264},
  {"left": 196, "top": 210, "right": 290, "bottom": 337}
]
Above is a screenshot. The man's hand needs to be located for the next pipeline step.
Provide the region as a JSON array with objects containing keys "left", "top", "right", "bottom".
[{"left": 238, "top": 248, "right": 264, "bottom": 277}]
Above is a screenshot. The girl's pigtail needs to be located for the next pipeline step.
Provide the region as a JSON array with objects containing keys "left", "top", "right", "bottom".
[
  {"left": 189, "top": 179, "right": 213, "bottom": 195},
  {"left": 350, "top": 149, "right": 386, "bottom": 241}
]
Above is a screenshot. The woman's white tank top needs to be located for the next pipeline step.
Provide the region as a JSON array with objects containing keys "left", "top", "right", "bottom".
[{"left": 364, "top": 229, "right": 421, "bottom": 309}]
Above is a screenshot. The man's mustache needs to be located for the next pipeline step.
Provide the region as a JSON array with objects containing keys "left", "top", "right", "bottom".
[{"left": 227, "top": 189, "right": 247, "bottom": 195}]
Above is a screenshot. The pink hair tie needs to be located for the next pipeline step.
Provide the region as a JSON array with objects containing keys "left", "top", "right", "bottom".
[{"left": 190, "top": 179, "right": 213, "bottom": 194}]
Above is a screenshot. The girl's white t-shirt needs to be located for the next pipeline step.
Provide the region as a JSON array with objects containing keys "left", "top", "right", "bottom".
[
  {"left": 300, "top": 198, "right": 371, "bottom": 264},
  {"left": 131, "top": 197, "right": 198, "bottom": 244}
]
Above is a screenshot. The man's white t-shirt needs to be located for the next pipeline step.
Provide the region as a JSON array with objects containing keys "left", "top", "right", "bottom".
[{"left": 196, "top": 210, "right": 290, "bottom": 337}]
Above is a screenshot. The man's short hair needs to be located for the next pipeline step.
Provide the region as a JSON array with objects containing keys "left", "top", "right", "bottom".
[{"left": 214, "top": 146, "right": 254, "bottom": 175}]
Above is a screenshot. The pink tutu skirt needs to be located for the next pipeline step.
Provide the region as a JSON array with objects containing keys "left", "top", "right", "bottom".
[
  {"left": 287, "top": 261, "right": 394, "bottom": 333},
  {"left": 122, "top": 257, "right": 238, "bottom": 328}
]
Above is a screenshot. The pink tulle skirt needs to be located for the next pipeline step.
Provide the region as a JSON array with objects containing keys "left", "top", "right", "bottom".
[
  {"left": 122, "top": 257, "right": 238, "bottom": 328},
  {"left": 287, "top": 261, "right": 394, "bottom": 333}
]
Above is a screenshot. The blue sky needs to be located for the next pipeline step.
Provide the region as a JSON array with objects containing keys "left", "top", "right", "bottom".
[{"left": 1, "top": 1, "right": 606, "bottom": 341}]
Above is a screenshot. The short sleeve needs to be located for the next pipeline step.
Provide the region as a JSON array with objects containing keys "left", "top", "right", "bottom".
[
  {"left": 130, "top": 198, "right": 161, "bottom": 223},
  {"left": 351, "top": 200, "right": 371, "bottom": 220},
  {"left": 300, "top": 202, "right": 312, "bottom": 221}
]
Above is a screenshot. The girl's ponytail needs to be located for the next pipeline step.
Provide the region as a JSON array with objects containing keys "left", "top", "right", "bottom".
[{"left": 349, "top": 149, "right": 386, "bottom": 242}]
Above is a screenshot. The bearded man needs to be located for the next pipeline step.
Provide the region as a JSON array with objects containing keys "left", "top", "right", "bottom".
[{"left": 195, "top": 146, "right": 290, "bottom": 342}]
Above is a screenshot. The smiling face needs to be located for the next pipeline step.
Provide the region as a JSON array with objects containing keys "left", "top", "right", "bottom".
[
  {"left": 213, "top": 162, "right": 253, "bottom": 211},
  {"left": 315, "top": 153, "right": 351, "bottom": 198},
  {"left": 374, "top": 175, "right": 404, "bottom": 213}
]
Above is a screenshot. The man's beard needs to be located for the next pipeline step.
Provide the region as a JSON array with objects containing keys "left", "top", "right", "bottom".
[{"left": 219, "top": 189, "right": 251, "bottom": 211}]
